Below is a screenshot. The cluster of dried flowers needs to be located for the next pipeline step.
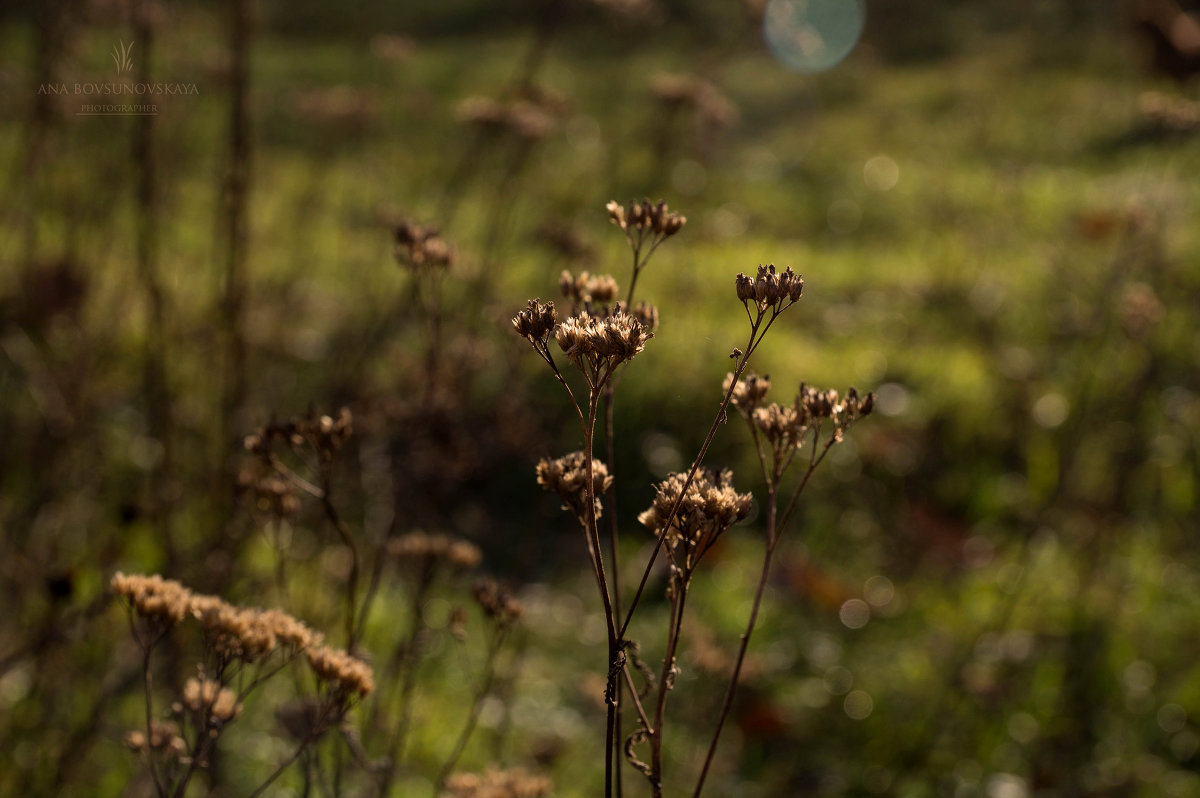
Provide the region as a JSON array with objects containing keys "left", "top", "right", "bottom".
[
  {"left": 536, "top": 451, "right": 613, "bottom": 520},
  {"left": 394, "top": 220, "right": 454, "bottom": 269},
  {"left": 735, "top": 263, "right": 804, "bottom": 314},
  {"left": 244, "top": 407, "right": 353, "bottom": 465},
  {"left": 443, "top": 766, "right": 552, "bottom": 798},
  {"left": 637, "top": 468, "right": 753, "bottom": 570},
  {"left": 606, "top": 198, "right": 686, "bottom": 242},
  {"left": 112, "top": 572, "right": 372, "bottom": 697},
  {"left": 555, "top": 311, "right": 653, "bottom": 376},
  {"left": 124, "top": 721, "right": 187, "bottom": 759},
  {"left": 559, "top": 270, "right": 620, "bottom": 307},
  {"left": 472, "top": 578, "right": 525, "bottom": 627},
  {"left": 235, "top": 466, "right": 299, "bottom": 518},
  {"left": 388, "top": 531, "right": 483, "bottom": 571}
]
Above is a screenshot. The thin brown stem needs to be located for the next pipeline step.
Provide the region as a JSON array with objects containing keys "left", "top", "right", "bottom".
[{"left": 619, "top": 315, "right": 765, "bottom": 639}]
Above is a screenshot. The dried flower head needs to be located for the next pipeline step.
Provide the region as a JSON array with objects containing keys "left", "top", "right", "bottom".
[
  {"left": 536, "top": 451, "right": 613, "bottom": 519},
  {"left": 394, "top": 220, "right": 453, "bottom": 269},
  {"left": 246, "top": 407, "right": 353, "bottom": 464},
  {"left": 512, "top": 299, "right": 558, "bottom": 349},
  {"left": 606, "top": 198, "right": 686, "bottom": 240},
  {"left": 236, "top": 467, "right": 299, "bottom": 518},
  {"left": 736, "top": 264, "right": 803, "bottom": 314},
  {"left": 471, "top": 578, "right": 524, "bottom": 626},
  {"left": 306, "top": 644, "right": 374, "bottom": 698},
  {"left": 124, "top": 721, "right": 186, "bottom": 759},
  {"left": 444, "top": 766, "right": 552, "bottom": 798},
  {"left": 559, "top": 270, "right": 620, "bottom": 309},
  {"left": 183, "top": 677, "right": 242, "bottom": 723},
  {"left": 387, "top": 531, "right": 483, "bottom": 571},
  {"left": 724, "top": 372, "right": 771, "bottom": 413},
  {"left": 190, "top": 599, "right": 278, "bottom": 663},
  {"left": 555, "top": 310, "right": 652, "bottom": 375},
  {"left": 112, "top": 572, "right": 192, "bottom": 626},
  {"left": 638, "top": 468, "right": 752, "bottom": 568}
]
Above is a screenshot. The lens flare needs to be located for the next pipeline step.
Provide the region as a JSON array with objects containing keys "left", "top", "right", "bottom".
[{"left": 764, "top": 0, "right": 865, "bottom": 74}]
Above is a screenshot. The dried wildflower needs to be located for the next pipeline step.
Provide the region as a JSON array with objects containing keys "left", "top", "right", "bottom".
[
  {"left": 559, "top": 270, "right": 620, "bottom": 309},
  {"left": 751, "top": 403, "right": 805, "bottom": 450},
  {"left": 511, "top": 299, "right": 558, "bottom": 348},
  {"left": 444, "top": 766, "right": 552, "bottom": 798},
  {"left": 112, "top": 572, "right": 192, "bottom": 626},
  {"left": 247, "top": 407, "right": 353, "bottom": 464},
  {"left": 737, "top": 264, "right": 803, "bottom": 314},
  {"left": 606, "top": 198, "right": 686, "bottom": 240},
  {"left": 236, "top": 466, "right": 299, "bottom": 517},
  {"left": 387, "top": 531, "right": 483, "bottom": 571},
  {"left": 259, "top": 608, "right": 323, "bottom": 650},
  {"left": 638, "top": 468, "right": 752, "bottom": 568},
  {"left": 536, "top": 451, "right": 613, "bottom": 519},
  {"left": 472, "top": 578, "right": 524, "bottom": 626},
  {"left": 394, "top": 220, "right": 453, "bottom": 269},
  {"left": 306, "top": 644, "right": 374, "bottom": 698},
  {"left": 125, "top": 721, "right": 186, "bottom": 759},
  {"left": 189, "top": 598, "right": 277, "bottom": 663},
  {"left": 182, "top": 677, "right": 242, "bottom": 723},
  {"left": 724, "top": 372, "right": 771, "bottom": 413},
  {"left": 555, "top": 311, "right": 652, "bottom": 375}
]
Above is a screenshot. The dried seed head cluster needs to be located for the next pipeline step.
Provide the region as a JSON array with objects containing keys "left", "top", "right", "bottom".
[
  {"left": 537, "top": 451, "right": 613, "bottom": 519},
  {"left": 511, "top": 299, "right": 559, "bottom": 348},
  {"left": 559, "top": 270, "right": 620, "bottom": 307},
  {"left": 649, "top": 73, "right": 739, "bottom": 128},
  {"left": 124, "top": 721, "right": 186, "bottom": 759},
  {"left": 456, "top": 96, "right": 556, "bottom": 140},
  {"left": 394, "top": 220, "right": 453, "bottom": 269},
  {"left": 112, "top": 573, "right": 370, "bottom": 697},
  {"left": 444, "top": 766, "right": 552, "bottom": 798},
  {"left": 751, "top": 403, "right": 806, "bottom": 451},
  {"left": 606, "top": 198, "right": 686, "bottom": 240},
  {"left": 245, "top": 407, "right": 353, "bottom": 464},
  {"left": 472, "top": 578, "right": 524, "bottom": 626},
  {"left": 305, "top": 644, "right": 375, "bottom": 698},
  {"left": 182, "top": 677, "right": 242, "bottom": 723},
  {"left": 799, "top": 383, "right": 874, "bottom": 428},
  {"left": 637, "top": 468, "right": 752, "bottom": 565},
  {"left": 235, "top": 467, "right": 299, "bottom": 518},
  {"left": 387, "top": 531, "right": 483, "bottom": 571},
  {"left": 112, "top": 572, "right": 191, "bottom": 626},
  {"left": 724, "top": 372, "right": 771, "bottom": 413},
  {"left": 743, "top": 381, "right": 874, "bottom": 451},
  {"left": 735, "top": 264, "right": 803, "bottom": 313},
  {"left": 555, "top": 311, "right": 652, "bottom": 373}
]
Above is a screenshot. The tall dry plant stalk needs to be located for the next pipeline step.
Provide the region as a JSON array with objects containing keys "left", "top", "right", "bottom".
[
  {"left": 217, "top": 0, "right": 253, "bottom": 531},
  {"left": 130, "top": 0, "right": 177, "bottom": 570},
  {"left": 515, "top": 199, "right": 873, "bottom": 797}
]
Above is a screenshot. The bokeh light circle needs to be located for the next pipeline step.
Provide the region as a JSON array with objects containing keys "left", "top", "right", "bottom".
[{"left": 764, "top": 0, "right": 866, "bottom": 74}]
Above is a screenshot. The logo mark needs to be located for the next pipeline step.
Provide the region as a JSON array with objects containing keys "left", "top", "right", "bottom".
[{"left": 112, "top": 40, "right": 135, "bottom": 75}]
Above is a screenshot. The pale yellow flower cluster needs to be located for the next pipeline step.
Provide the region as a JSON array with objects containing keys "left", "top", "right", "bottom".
[
  {"left": 444, "top": 766, "right": 552, "bottom": 798},
  {"left": 182, "top": 677, "right": 241, "bottom": 722},
  {"left": 112, "top": 572, "right": 372, "bottom": 698}
]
